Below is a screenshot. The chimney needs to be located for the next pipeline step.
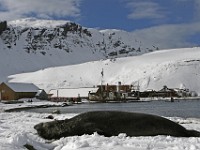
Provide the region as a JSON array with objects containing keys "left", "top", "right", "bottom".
[{"left": 117, "top": 81, "right": 121, "bottom": 92}]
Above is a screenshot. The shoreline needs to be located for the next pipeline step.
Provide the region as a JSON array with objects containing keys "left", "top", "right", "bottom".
[
  {"left": 3, "top": 97, "right": 200, "bottom": 113},
  {"left": 4, "top": 104, "right": 62, "bottom": 112}
]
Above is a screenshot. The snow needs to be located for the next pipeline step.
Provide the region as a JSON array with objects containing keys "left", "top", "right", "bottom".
[
  {"left": 0, "top": 101, "right": 200, "bottom": 150},
  {"left": 0, "top": 99, "right": 62, "bottom": 112},
  {"left": 9, "top": 47, "right": 200, "bottom": 94},
  {"left": 1, "top": 82, "right": 39, "bottom": 92},
  {"left": 9, "top": 18, "right": 72, "bottom": 28}
]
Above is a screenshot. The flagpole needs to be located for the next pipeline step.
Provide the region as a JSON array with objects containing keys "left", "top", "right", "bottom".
[
  {"left": 101, "top": 68, "right": 104, "bottom": 85},
  {"left": 101, "top": 68, "right": 104, "bottom": 100}
]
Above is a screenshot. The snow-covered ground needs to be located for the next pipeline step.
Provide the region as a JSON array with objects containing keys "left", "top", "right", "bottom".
[
  {"left": 0, "top": 99, "right": 64, "bottom": 112},
  {"left": 9, "top": 47, "right": 200, "bottom": 94},
  {"left": 0, "top": 100, "right": 200, "bottom": 150}
]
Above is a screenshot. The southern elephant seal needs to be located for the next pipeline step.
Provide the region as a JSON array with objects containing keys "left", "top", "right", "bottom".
[{"left": 34, "top": 111, "right": 200, "bottom": 140}]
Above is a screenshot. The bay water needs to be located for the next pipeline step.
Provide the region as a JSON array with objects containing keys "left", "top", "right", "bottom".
[{"left": 26, "top": 100, "right": 200, "bottom": 118}]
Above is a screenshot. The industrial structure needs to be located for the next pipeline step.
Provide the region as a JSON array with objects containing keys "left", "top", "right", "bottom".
[{"left": 88, "top": 82, "right": 140, "bottom": 102}]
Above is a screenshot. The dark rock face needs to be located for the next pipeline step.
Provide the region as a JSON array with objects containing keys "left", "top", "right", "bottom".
[
  {"left": 34, "top": 111, "right": 200, "bottom": 140},
  {"left": 60, "top": 22, "right": 92, "bottom": 37},
  {"left": 0, "top": 21, "right": 7, "bottom": 35},
  {"left": 0, "top": 20, "right": 159, "bottom": 59}
]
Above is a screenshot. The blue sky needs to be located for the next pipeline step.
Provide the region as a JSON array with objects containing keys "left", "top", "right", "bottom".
[
  {"left": 79, "top": 0, "right": 195, "bottom": 31},
  {"left": 0, "top": 0, "right": 200, "bottom": 49}
]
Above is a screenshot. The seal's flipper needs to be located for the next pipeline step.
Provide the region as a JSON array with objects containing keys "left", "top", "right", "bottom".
[{"left": 83, "top": 123, "right": 111, "bottom": 136}]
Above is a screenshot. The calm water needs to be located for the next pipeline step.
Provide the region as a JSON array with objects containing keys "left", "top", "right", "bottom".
[{"left": 26, "top": 100, "right": 200, "bottom": 118}]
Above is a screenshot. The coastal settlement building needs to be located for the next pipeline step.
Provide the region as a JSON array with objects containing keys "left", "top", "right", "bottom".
[
  {"left": 0, "top": 82, "right": 39, "bottom": 100},
  {"left": 49, "top": 87, "right": 98, "bottom": 102},
  {"left": 48, "top": 83, "right": 139, "bottom": 102},
  {"left": 140, "top": 85, "right": 198, "bottom": 98},
  {"left": 88, "top": 84, "right": 198, "bottom": 101},
  {"left": 88, "top": 82, "right": 140, "bottom": 102}
]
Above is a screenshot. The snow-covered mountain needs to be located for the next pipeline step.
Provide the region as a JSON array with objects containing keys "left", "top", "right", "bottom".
[
  {"left": 1, "top": 18, "right": 200, "bottom": 94},
  {"left": 0, "top": 18, "right": 158, "bottom": 81},
  {"left": 9, "top": 47, "right": 200, "bottom": 94}
]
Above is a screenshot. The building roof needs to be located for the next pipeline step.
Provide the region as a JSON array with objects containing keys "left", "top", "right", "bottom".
[
  {"left": 35, "top": 89, "right": 46, "bottom": 96},
  {"left": 2, "top": 82, "right": 39, "bottom": 92},
  {"left": 49, "top": 87, "right": 98, "bottom": 98}
]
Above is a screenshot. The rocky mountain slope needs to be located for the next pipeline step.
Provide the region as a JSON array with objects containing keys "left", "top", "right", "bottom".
[
  {"left": 0, "top": 18, "right": 159, "bottom": 81},
  {"left": 3, "top": 18, "right": 199, "bottom": 94}
]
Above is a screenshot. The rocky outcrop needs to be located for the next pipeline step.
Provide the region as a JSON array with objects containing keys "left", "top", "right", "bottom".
[
  {"left": 0, "top": 21, "right": 7, "bottom": 35},
  {"left": 0, "top": 19, "right": 158, "bottom": 59}
]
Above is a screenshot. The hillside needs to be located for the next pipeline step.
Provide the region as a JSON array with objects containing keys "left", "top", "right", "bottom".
[
  {"left": 0, "top": 18, "right": 158, "bottom": 81},
  {"left": 9, "top": 47, "right": 200, "bottom": 94},
  {"left": 1, "top": 18, "right": 199, "bottom": 94}
]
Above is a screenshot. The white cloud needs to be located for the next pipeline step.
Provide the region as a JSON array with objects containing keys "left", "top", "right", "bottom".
[
  {"left": 124, "top": 0, "right": 200, "bottom": 49},
  {"left": 131, "top": 22, "right": 200, "bottom": 49},
  {"left": 126, "top": 1, "right": 166, "bottom": 20},
  {"left": 0, "top": 0, "right": 81, "bottom": 21}
]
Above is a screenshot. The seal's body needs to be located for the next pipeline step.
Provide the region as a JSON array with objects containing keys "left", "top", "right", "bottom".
[{"left": 34, "top": 111, "right": 200, "bottom": 140}]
